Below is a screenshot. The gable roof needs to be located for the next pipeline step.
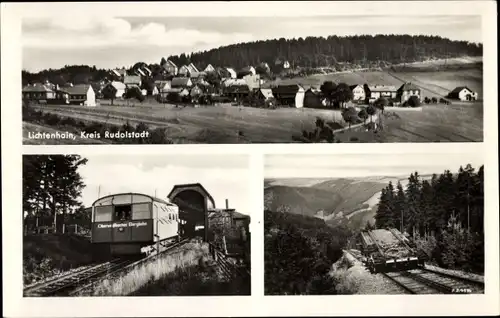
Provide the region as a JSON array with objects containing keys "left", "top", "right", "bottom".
[
  {"left": 204, "top": 64, "right": 216, "bottom": 72},
  {"left": 349, "top": 84, "right": 363, "bottom": 90},
  {"left": 272, "top": 84, "right": 304, "bottom": 95},
  {"left": 450, "top": 86, "right": 474, "bottom": 94},
  {"left": 187, "top": 63, "right": 199, "bottom": 73},
  {"left": 107, "top": 81, "right": 126, "bottom": 90},
  {"left": 124, "top": 75, "right": 141, "bottom": 85},
  {"left": 258, "top": 88, "right": 274, "bottom": 99},
  {"left": 171, "top": 77, "right": 192, "bottom": 87},
  {"left": 167, "top": 183, "right": 216, "bottom": 209},
  {"left": 165, "top": 60, "right": 177, "bottom": 68},
  {"left": 398, "top": 82, "right": 420, "bottom": 92},
  {"left": 59, "top": 84, "right": 92, "bottom": 95},
  {"left": 22, "top": 83, "right": 54, "bottom": 93}
]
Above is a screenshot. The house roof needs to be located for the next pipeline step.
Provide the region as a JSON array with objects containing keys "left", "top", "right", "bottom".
[
  {"left": 398, "top": 82, "right": 420, "bottom": 91},
  {"left": 58, "top": 84, "right": 92, "bottom": 95},
  {"left": 225, "top": 84, "right": 250, "bottom": 93},
  {"left": 187, "top": 63, "right": 199, "bottom": 73},
  {"left": 22, "top": 83, "right": 54, "bottom": 93},
  {"left": 154, "top": 80, "right": 171, "bottom": 88},
  {"left": 167, "top": 183, "right": 216, "bottom": 209},
  {"left": 160, "top": 88, "right": 183, "bottom": 93},
  {"left": 204, "top": 64, "right": 215, "bottom": 72},
  {"left": 223, "top": 78, "right": 247, "bottom": 87},
  {"left": 258, "top": 88, "right": 274, "bottom": 99},
  {"left": 272, "top": 84, "right": 304, "bottom": 95},
  {"left": 165, "top": 60, "right": 177, "bottom": 68},
  {"left": 171, "top": 77, "right": 191, "bottom": 87},
  {"left": 450, "top": 86, "right": 474, "bottom": 94},
  {"left": 349, "top": 84, "right": 362, "bottom": 90},
  {"left": 225, "top": 68, "right": 237, "bottom": 77},
  {"left": 190, "top": 71, "right": 207, "bottom": 78},
  {"left": 107, "top": 81, "right": 126, "bottom": 90},
  {"left": 124, "top": 75, "right": 141, "bottom": 85},
  {"left": 368, "top": 85, "right": 397, "bottom": 92}
]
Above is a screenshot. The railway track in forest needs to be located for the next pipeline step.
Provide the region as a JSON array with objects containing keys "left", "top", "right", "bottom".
[
  {"left": 24, "top": 239, "right": 189, "bottom": 297},
  {"left": 383, "top": 268, "right": 484, "bottom": 294}
]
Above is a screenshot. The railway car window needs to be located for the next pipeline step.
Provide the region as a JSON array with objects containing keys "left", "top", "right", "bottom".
[
  {"left": 94, "top": 205, "right": 113, "bottom": 222},
  {"left": 114, "top": 205, "right": 132, "bottom": 221},
  {"left": 132, "top": 203, "right": 150, "bottom": 220}
]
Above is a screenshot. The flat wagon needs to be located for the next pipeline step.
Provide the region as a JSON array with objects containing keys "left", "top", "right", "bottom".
[{"left": 356, "top": 228, "right": 425, "bottom": 273}]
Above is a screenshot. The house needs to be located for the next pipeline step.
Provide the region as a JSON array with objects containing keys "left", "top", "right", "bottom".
[
  {"left": 367, "top": 85, "right": 398, "bottom": 103},
  {"left": 397, "top": 82, "right": 421, "bottom": 103},
  {"left": 22, "top": 83, "right": 56, "bottom": 101},
  {"left": 154, "top": 80, "right": 172, "bottom": 91},
  {"left": 123, "top": 75, "right": 142, "bottom": 87},
  {"left": 162, "top": 59, "right": 178, "bottom": 75},
  {"left": 204, "top": 64, "right": 216, "bottom": 73},
  {"left": 447, "top": 86, "right": 478, "bottom": 101},
  {"left": 350, "top": 84, "right": 366, "bottom": 103},
  {"left": 225, "top": 67, "right": 237, "bottom": 79},
  {"left": 110, "top": 68, "right": 127, "bottom": 78},
  {"left": 101, "top": 81, "right": 126, "bottom": 99},
  {"left": 171, "top": 77, "right": 193, "bottom": 88},
  {"left": 272, "top": 84, "right": 305, "bottom": 108},
  {"left": 190, "top": 85, "right": 204, "bottom": 98},
  {"left": 190, "top": 71, "right": 207, "bottom": 79},
  {"left": 187, "top": 63, "right": 199, "bottom": 74},
  {"left": 242, "top": 74, "right": 261, "bottom": 90},
  {"left": 303, "top": 88, "right": 324, "bottom": 108},
  {"left": 56, "top": 84, "right": 96, "bottom": 106},
  {"left": 208, "top": 208, "right": 250, "bottom": 252},
  {"left": 159, "top": 87, "right": 189, "bottom": 101},
  {"left": 224, "top": 84, "right": 250, "bottom": 100},
  {"left": 142, "top": 66, "right": 152, "bottom": 76},
  {"left": 135, "top": 68, "right": 146, "bottom": 77},
  {"left": 178, "top": 65, "right": 191, "bottom": 76}
]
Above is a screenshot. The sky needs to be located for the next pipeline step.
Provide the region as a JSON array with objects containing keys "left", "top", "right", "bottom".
[
  {"left": 22, "top": 15, "right": 482, "bottom": 72},
  {"left": 77, "top": 154, "right": 251, "bottom": 216},
  {"left": 265, "top": 152, "right": 484, "bottom": 179}
]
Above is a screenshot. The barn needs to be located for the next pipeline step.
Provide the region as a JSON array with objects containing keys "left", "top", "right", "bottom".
[{"left": 272, "top": 84, "right": 305, "bottom": 108}]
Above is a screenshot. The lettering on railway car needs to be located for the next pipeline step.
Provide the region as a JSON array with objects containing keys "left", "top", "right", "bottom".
[{"left": 97, "top": 221, "right": 148, "bottom": 229}]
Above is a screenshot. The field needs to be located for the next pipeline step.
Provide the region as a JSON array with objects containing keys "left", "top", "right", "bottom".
[{"left": 23, "top": 66, "right": 483, "bottom": 144}]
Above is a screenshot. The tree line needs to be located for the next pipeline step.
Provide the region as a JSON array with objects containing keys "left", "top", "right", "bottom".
[
  {"left": 23, "top": 155, "right": 88, "bottom": 225},
  {"left": 374, "top": 164, "right": 484, "bottom": 273},
  {"left": 168, "top": 34, "right": 482, "bottom": 70}
]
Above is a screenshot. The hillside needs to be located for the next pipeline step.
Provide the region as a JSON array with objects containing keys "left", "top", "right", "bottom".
[
  {"left": 264, "top": 175, "right": 435, "bottom": 230},
  {"left": 168, "top": 34, "right": 482, "bottom": 71}
]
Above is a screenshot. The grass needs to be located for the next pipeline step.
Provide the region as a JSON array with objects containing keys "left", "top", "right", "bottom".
[
  {"left": 80, "top": 241, "right": 249, "bottom": 296},
  {"left": 84, "top": 242, "right": 207, "bottom": 296}
]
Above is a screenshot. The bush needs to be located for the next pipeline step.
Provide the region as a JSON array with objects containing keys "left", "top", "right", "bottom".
[
  {"left": 431, "top": 97, "right": 438, "bottom": 104},
  {"left": 424, "top": 96, "right": 431, "bottom": 104},
  {"left": 407, "top": 95, "right": 421, "bottom": 107}
]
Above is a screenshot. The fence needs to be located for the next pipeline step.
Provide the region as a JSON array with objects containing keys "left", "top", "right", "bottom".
[
  {"left": 23, "top": 215, "right": 90, "bottom": 237},
  {"left": 208, "top": 241, "right": 250, "bottom": 279}
]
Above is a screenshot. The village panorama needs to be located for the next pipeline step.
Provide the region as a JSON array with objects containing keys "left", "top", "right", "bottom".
[{"left": 22, "top": 34, "right": 483, "bottom": 144}]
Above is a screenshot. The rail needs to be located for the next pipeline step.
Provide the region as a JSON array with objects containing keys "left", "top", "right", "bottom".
[{"left": 382, "top": 268, "right": 484, "bottom": 294}]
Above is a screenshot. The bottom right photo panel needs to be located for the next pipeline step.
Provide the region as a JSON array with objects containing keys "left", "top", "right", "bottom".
[{"left": 264, "top": 152, "right": 485, "bottom": 295}]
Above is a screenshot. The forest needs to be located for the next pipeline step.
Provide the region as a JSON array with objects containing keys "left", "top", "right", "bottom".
[
  {"left": 264, "top": 210, "right": 352, "bottom": 295},
  {"left": 23, "top": 155, "right": 90, "bottom": 231},
  {"left": 22, "top": 34, "right": 482, "bottom": 85},
  {"left": 168, "top": 34, "right": 482, "bottom": 70},
  {"left": 374, "top": 164, "right": 484, "bottom": 273}
]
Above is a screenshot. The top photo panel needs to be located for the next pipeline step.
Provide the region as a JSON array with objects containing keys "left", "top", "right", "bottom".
[{"left": 22, "top": 13, "right": 483, "bottom": 144}]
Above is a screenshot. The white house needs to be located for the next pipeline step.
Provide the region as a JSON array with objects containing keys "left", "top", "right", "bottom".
[
  {"left": 163, "top": 60, "right": 178, "bottom": 75},
  {"left": 350, "top": 84, "right": 366, "bottom": 102},
  {"left": 102, "top": 81, "right": 126, "bottom": 99},
  {"left": 187, "top": 63, "right": 199, "bottom": 73},
  {"left": 367, "top": 85, "right": 397, "bottom": 102},
  {"left": 57, "top": 84, "right": 96, "bottom": 106},
  {"left": 448, "top": 86, "right": 478, "bottom": 101}
]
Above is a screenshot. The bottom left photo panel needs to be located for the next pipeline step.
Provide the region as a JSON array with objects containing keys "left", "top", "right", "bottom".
[{"left": 22, "top": 153, "right": 251, "bottom": 297}]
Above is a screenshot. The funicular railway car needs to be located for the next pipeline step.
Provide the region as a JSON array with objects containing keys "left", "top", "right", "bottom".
[
  {"left": 357, "top": 228, "right": 425, "bottom": 273},
  {"left": 91, "top": 193, "right": 180, "bottom": 257}
]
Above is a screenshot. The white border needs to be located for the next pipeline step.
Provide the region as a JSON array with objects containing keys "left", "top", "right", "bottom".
[{"left": 2, "top": 1, "right": 499, "bottom": 317}]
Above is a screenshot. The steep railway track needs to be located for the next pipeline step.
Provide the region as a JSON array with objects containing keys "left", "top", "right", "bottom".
[
  {"left": 24, "top": 239, "right": 189, "bottom": 297},
  {"left": 383, "top": 268, "right": 484, "bottom": 294}
]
